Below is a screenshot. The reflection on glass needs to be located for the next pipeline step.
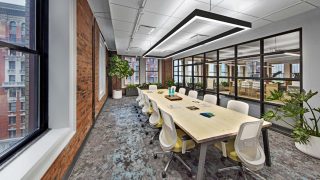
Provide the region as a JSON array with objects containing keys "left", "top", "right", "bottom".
[
  {"left": 219, "top": 78, "right": 235, "bottom": 95},
  {"left": 194, "top": 77, "right": 203, "bottom": 90},
  {"left": 206, "top": 77, "right": 217, "bottom": 92},
  {"left": 174, "top": 66, "right": 178, "bottom": 72},
  {"left": 219, "top": 47, "right": 234, "bottom": 59},
  {"left": 238, "top": 41, "right": 260, "bottom": 57},
  {"left": 237, "top": 79, "right": 260, "bottom": 100},
  {"left": 178, "top": 59, "right": 184, "bottom": 66},
  {"left": 264, "top": 80, "right": 300, "bottom": 104},
  {"left": 185, "top": 77, "right": 193, "bottom": 88},
  {"left": 179, "top": 76, "right": 183, "bottom": 86},
  {"left": 206, "top": 62, "right": 217, "bottom": 77},
  {"left": 125, "top": 56, "right": 139, "bottom": 84},
  {"left": 146, "top": 72, "right": 159, "bottom": 83},
  {"left": 237, "top": 57, "right": 260, "bottom": 77},
  {"left": 185, "top": 65, "right": 192, "bottom": 76},
  {"left": 264, "top": 51, "right": 300, "bottom": 78},
  {"left": 185, "top": 57, "right": 192, "bottom": 65},
  {"left": 174, "top": 60, "right": 179, "bottom": 66},
  {"left": 264, "top": 31, "right": 299, "bottom": 53},
  {"left": 193, "top": 54, "right": 203, "bottom": 64},
  {"left": 174, "top": 76, "right": 178, "bottom": 84},
  {"left": 193, "top": 64, "right": 203, "bottom": 76},
  {"left": 146, "top": 58, "right": 158, "bottom": 71},
  {"left": 206, "top": 51, "right": 217, "bottom": 61},
  {"left": 219, "top": 60, "right": 235, "bottom": 77}
]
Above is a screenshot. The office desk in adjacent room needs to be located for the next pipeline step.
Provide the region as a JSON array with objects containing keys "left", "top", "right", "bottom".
[{"left": 142, "top": 89, "right": 272, "bottom": 180}]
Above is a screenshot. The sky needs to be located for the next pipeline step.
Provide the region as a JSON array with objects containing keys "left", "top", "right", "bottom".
[{"left": 0, "top": 0, "right": 25, "bottom": 6}]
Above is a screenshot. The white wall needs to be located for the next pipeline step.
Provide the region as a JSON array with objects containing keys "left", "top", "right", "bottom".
[{"left": 175, "top": 8, "right": 320, "bottom": 106}]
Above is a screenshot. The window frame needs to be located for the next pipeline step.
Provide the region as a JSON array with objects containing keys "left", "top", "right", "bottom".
[
  {"left": 124, "top": 56, "right": 140, "bottom": 85},
  {"left": 145, "top": 58, "right": 159, "bottom": 84},
  {"left": 0, "top": 0, "right": 48, "bottom": 165}
]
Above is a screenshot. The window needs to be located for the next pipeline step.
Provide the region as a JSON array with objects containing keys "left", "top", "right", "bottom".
[
  {"left": 124, "top": 56, "right": 139, "bottom": 85},
  {"left": 9, "top": 116, "right": 16, "bottom": 125},
  {"left": 0, "top": 0, "right": 48, "bottom": 164},
  {"left": 21, "top": 116, "right": 25, "bottom": 124},
  {"left": 8, "top": 129, "right": 16, "bottom": 138},
  {"left": 9, "top": 75, "right": 15, "bottom": 82},
  {"left": 9, "top": 61, "right": 15, "bottom": 69},
  {"left": 9, "top": 21, "right": 17, "bottom": 42},
  {"left": 9, "top": 89, "right": 16, "bottom": 98},
  {"left": 9, "top": 103, "right": 16, "bottom": 112},
  {"left": 98, "top": 34, "right": 106, "bottom": 100},
  {"left": 146, "top": 58, "right": 158, "bottom": 83}
]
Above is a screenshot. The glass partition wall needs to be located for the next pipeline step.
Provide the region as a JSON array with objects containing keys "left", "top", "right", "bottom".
[{"left": 173, "top": 29, "right": 302, "bottom": 133}]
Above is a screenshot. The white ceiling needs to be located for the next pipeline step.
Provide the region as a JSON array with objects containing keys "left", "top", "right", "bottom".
[{"left": 104, "top": 0, "right": 319, "bottom": 56}]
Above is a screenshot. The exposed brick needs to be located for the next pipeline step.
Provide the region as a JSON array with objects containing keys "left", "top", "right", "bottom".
[{"left": 161, "top": 58, "right": 173, "bottom": 87}]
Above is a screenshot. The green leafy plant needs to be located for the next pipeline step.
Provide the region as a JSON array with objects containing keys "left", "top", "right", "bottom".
[
  {"left": 263, "top": 90, "right": 320, "bottom": 144},
  {"left": 221, "top": 81, "right": 229, "bottom": 87},
  {"left": 165, "top": 79, "right": 175, "bottom": 88},
  {"left": 195, "top": 82, "right": 203, "bottom": 89},
  {"left": 108, "top": 55, "right": 134, "bottom": 90},
  {"left": 126, "top": 84, "right": 137, "bottom": 89}
]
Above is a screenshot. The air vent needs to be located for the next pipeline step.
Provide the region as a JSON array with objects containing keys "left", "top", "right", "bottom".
[{"left": 137, "top": 25, "right": 156, "bottom": 35}]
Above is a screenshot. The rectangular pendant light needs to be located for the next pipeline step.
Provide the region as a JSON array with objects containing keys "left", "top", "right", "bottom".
[{"left": 143, "top": 9, "right": 252, "bottom": 58}]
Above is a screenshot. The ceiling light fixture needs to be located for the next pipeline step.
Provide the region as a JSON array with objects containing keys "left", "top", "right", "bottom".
[
  {"left": 284, "top": 52, "right": 300, "bottom": 57},
  {"left": 143, "top": 9, "right": 251, "bottom": 58}
]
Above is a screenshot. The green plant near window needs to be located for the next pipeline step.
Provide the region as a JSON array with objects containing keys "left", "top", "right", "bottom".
[
  {"left": 165, "top": 79, "right": 175, "bottom": 88},
  {"left": 221, "top": 81, "right": 229, "bottom": 87},
  {"left": 108, "top": 55, "right": 134, "bottom": 90},
  {"left": 195, "top": 82, "right": 203, "bottom": 89},
  {"left": 263, "top": 90, "right": 320, "bottom": 144},
  {"left": 126, "top": 84, "right": 137, "bottom": 89}
]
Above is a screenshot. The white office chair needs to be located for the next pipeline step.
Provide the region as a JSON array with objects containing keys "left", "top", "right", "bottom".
[
  {"left": 149, "top": 85, "right": 157, "bottom": 91},
  {"left": 227, "top": 100, "right": 249, "bottom": 115},
  {"left": 217, "top": 120, "right": 266, "bottom": 180},
  {"left": 171, "top": 86, "right": 176, "bottom": 92},
  {"left": 142, "top": 94, "right": 153, "bottom": 115},
  {"left": 149, "top": 99, "right": 163, "bottom": 144},
  {"left": 153, "top": 108, "right": 195, "bottom": 178},
  {"left": 136, "top": 87, "right": 142, "bottom": 102},
  {"left": 178, "top": 88, "right": 186, "bottom": 95},
  {"left": 188, "top": 90, "right": 198, "bottom": 99},
  {"left": 203, "top": 94, "right": 217, "bottom": 105}
]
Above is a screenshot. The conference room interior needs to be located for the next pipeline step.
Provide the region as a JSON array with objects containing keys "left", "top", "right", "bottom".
[{"left": 0, "top": 0, "right": 320, "bottom": 179}]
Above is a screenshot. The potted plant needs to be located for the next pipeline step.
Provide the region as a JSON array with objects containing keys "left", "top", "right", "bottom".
[
  {"left": 126, "top": 84, "right": 138, "bottom": 96},
  {"left": 263, "top": 90, "right": 320, "bottom": 158},
  {"left": 108, "top": 55, "right": 134, "bottom": 99},
  {"left": 165, "top": 79, "right": 175, "bottom": 88}
]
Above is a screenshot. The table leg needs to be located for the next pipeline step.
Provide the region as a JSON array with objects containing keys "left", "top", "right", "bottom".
[
  {"left": 262, "top": 128, "right": 271, "bottom": 166},
  {"left": 196, "top": 143, "right": 208, "bottom": 180}
]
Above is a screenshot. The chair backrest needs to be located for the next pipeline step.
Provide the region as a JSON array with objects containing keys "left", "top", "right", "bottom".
[
  {"left": 203, "top": 94, "right": 217, "bottom": 105},
  {"left": 252, "top": 81, "right": 260, "bottom": 90},
  {"left": 178, "top": 88, "right": 186, "bottom": 95},
  {"left": 235, "top": 120, "right": 265, "bottom": 171},
  {"left": 188, "top": 90, "right": 198, "bottom": 99},
  {"left": 171, "top": 86, "right": 176, "bottom": 92},
  {"left": 149, "top": 85, "right": 157, "bottom": 91},
  {"left": 144, "top": 94, "right": 151, "bottom": 109},
  {"left": 150, "top": 99, "right": 161, "bottom": 125},
  {"left": 159, "top": 108, "right": 177, "bottom": 151},
  {"left": 227, "top": 100, "right": 249, "bottom": 115}
]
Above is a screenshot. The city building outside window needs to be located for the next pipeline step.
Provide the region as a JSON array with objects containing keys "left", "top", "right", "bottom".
[
  {"left": 9, "top": 61, "right": 15, "bottom": 70},
  {"left": 9, "top": 75, "right": 15, "bottom": 82},
  {"left": 21, "top": 102, "right": 25, "bottom": 111},
  {"left": 9, "top": 89, "right": 16, "bottom": 98},
  {"left": 9, "top": 102, "right": 16, "bottom": 112},
  {"left": 9, "top": 21, "right": 17, "bottom": 42},
  {"left": 9, "top": 116, "right": 16, "bottom": 125},
  {"left": 8, "top": 129, "right": 16, "bottom": 138},
  {"left": 21, "top": 75, "right": 25, "bottom": 82},
  {"left": 146, "top": 58, "right": 158, "bottom": 83},
  {"left": 21, "top": 23, "right": 26, "bottom": 43},
  {"left": 21, "top": 116, "right": 25, "bottom": 124},
  {"left": 124, "top": 56, "right": 139, "bottom": 85}
]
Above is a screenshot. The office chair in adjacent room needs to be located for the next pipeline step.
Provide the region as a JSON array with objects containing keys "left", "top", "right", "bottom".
[
  {"left": 188, "top": 90, "right": 198, "bottom": 99},
  {"left": 149, "top": 99, "right": 163, "bottom": 144},
  {"left": 149, "top": 85, "right": 157, "bottom": 91},
  {"left": 227, "top": 100, "right": 249, "bottom": 115},
  {"left": 216, "top": 120, "right": 266, "bottom": 180},
  {"left": 178, "top": 88, "right": 186, "bottom": 95},
  {"left": 203, "top": 94, "right": 217, "bottom": 105},
  {"left": 153, "top": 108, "right": 195, "bottom": 178}
]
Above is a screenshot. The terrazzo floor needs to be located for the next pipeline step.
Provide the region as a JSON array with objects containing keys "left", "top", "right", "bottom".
[{"left": 69, "top": 96, "right": 320, "bottom": 180}]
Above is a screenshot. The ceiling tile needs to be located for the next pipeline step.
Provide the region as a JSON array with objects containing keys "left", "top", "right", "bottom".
[
  {"left": 112, "top": 20, "right": 134, "bottom": 31},
  {"left": 144, "top": 0, "right": 184, "bottom": 16},
  {"left": 216, "top": 0, "right": 260, "bottom": 13},
  {"left": 109, "top": 4, "right": 138, "bottom": 23},
  {"left": 139, "top": 12, "right": 168, "bottom": 29},
  {"left": 264, "top": 2, "right": 316, "bottom": 21},
  {"left": 171, "top": 0, "right": 212, "bottom": 19},
  {"left": 109, "top": 0, "right": 141, "bottom": 9},
  {"left": 252, "top": 19, "right": 272, "bottom": 28},
  {"left": 303, "top": 0, "right": 320, "bottom": 7},
  {"left": 160, "top": 17, "right": 182, "bottom": 30}
]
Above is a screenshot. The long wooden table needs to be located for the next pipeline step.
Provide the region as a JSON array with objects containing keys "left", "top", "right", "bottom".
[{"left": 142, "top": 89, "right": 272, "bottom": 180}]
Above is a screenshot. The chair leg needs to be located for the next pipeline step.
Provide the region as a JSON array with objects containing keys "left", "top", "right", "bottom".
[
  {"left": 244, "top": 166, "right": 266, "bottom": 180},
  {"left": 174, "top": 154, "right": 192, "bottom": 173},
  {"left": 217, "top": 166, "right": 241, "bottom": 173},
  {"left": 150, "top": 130, "right": 160, "bottom": 144},
  {"left": 164, "top": 156, "right": 173, "bottom": 173}
]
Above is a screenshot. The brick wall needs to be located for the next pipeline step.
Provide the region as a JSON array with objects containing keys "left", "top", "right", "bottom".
[
  {"left": 42, "top": 0, "right": 108, "bottom": 179},
  {"left": 161, "top": 58, "right": 173, "bottom": 87}
]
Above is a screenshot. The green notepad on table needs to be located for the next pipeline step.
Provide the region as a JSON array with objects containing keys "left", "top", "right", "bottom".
[{"left": 200, "top": 112, "right": 215, "bottom": 118}]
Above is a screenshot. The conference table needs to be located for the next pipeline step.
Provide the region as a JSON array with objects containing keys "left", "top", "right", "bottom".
[{"left": 142, "top": 89, "right": 272, "bottom": 180}]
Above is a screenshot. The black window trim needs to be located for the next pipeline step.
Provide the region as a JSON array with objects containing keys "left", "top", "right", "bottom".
[{"left": 0, "top": 0, "right": 48, "bottom": 165}]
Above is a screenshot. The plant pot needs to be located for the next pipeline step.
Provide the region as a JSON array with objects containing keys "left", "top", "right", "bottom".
[
  {"left": 126, "top": 88, "right": 138, "bottom": 96},
  {"left": 295, "top": 135, "right": 320, "bottom": 159},
  {"left": 113, "top": 90, "right": 122, "bottom": 99}
]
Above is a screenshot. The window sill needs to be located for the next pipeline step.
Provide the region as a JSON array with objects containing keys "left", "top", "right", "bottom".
[{"left": 0, "top": 128, "right": 75, "bottom": 180}]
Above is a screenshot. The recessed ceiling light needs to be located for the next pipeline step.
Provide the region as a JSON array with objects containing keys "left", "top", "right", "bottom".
[
  {"left": 284, "top": 52, "right": 300, "bottom": 57},
  {"left": 138, "top": 25, "right": 156, "bottom": 35}
]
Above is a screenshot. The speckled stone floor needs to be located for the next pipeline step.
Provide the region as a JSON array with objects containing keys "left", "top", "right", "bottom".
[{"left": 69, "top": 97, "right": 320, "bottom": 180}]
